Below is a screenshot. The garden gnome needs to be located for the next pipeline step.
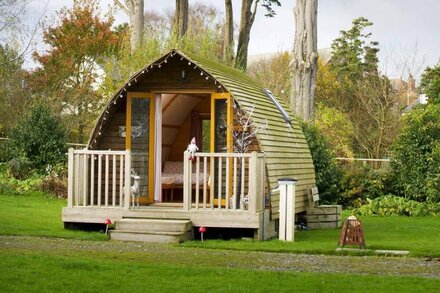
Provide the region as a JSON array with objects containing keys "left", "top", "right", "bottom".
[{"left": 187, "top": 137, "right": 199, "bottom": 162}]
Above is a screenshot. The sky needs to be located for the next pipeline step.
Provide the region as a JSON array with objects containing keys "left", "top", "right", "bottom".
[{"left": 26, "top": 0, "right": 440, "bottom": 80}]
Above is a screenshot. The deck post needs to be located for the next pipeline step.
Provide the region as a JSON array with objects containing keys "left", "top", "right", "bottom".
[
  {"left": 124, "top": 150, "right": 131, "bottom": 210},
  {"left": 256, "top": 153, "right": 265, "bottom": 212},
  {"left": 248, "top": 152, "right": 257, "bottom": 213},
  {"left": 67, "top": 148, "right": 74, "bottom": 208},
  {"left": 183, "top": 151, "right": 191, "bottom": 211},
  {"left": 278, "top": 178, "right": 298, "bottom": 241}
]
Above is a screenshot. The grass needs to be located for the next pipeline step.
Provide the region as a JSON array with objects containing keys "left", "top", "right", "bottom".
[
  {"left": 1, "top": 190, "right": 440, "bottom": 291},
  {"left": 1, "top": 250, "right": 439, "bottom": 293},
  {"left": 0, "top": 192, "right": 106, "bottom": 241},
  {"left": 1, "top": 190, "right": 440, "bottom": 256},
  {"left": 182, "top": 214, "right": 440, "bottom": 257}
]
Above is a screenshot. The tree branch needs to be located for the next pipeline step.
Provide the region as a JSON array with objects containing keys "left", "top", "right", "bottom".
[{"left": 114, "top": 0, "right": 129, "bottom": 15}]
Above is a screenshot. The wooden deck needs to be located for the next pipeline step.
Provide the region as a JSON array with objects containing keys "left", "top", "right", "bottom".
[
  {"left": 63, "top": 205, "right": 265, "bottom": 229},
  {"left": 62, "top": 205, "right": 274, "bottom": 241},
  {"left": 64, "top": 149, "right": 276, "bottom": 241}
]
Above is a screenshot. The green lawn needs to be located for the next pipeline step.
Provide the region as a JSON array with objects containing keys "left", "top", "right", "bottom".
[
  {"left": 182, "top": 214, "right": 440, "bottom": 257},
  {"left": 1, "top": 191, "right": 440, "bottom": 256},
  {"left": 1, "top": 191, "right": 440, "bottom": 291},
  {"left": 0, "top": 192, "right": 106, "bottom": 241},
  {"left": 1, "top": 250, "right": 439, "bottom": 293}
]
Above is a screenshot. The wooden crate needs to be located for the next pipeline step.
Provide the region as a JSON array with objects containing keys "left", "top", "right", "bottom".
[{"left": 306, "top": 205, "right": 342, "bottom": 229}]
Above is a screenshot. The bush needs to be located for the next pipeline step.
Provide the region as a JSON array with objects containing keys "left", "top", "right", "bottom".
[
  {"left": 301, "top": 122, "right": 342, "bottom": 204},
  {"left": 338, "top": 163, "right": 393, "bottom": 208},
  {"left": 0, "top": 163, "right": 43, "bottom": 195},
  {"left": 8, "top": 105, "right": 67, "bottom": 172},
  {"left": 42, "top": 163, "right": 68, "bottom": 198},
  {"left": 391, "top": 103, "right": 440, "bottom": 203},
  {"left": 7, "top": 157, "right": 30, "bottom": 179},
  {"left": 354, "top": 195, "right": 440, "bottom": 217},
  {"left": 0, "top": 141, "right": 8, "bottom": 163}
]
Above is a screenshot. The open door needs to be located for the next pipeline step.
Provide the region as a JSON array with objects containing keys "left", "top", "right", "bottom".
[
  {"left": 211, "top": 93, "right": 232, "bottom": 206},
  {"left": 126, "top": 92, "right": 155, "bottom": 205}
]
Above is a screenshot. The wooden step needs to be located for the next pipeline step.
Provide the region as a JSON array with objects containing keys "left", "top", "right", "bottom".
[
  {"left": 115, "top": 218, "right": 192, "bottom": 233},
  {"left": 110, "top": 230, "right": 192, "bottom": 243}
]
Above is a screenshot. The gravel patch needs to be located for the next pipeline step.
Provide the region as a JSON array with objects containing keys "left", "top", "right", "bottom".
[{"left": 2, "top": 235, "right": 440, "bottom": 278}]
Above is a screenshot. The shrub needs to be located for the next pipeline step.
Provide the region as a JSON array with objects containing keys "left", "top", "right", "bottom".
[
  {"left": 7, "top": 157, "right": 30, "bottom": 179},
  {"left": 42, "top": 163, "right": 68, "bottom": 198},
  {"left": 8, "top": 105, "right": 67, "bottom": 171},
  {"left": 0, "top": 141, "right": 8, "bottom": 163},
  {"left": 354, "top": 195, "right": 440, "bottom": 217},
  {"left": 301, "top": 122, "right": 342, "bottom": 204},
  {"left": 391, "top": 103, "right": 440, "bottom": 203},
  {"left": 0, "top": 163, "right": 43, "bottom": 195},
  {"left": 338, "top": 163, "right": 392, "bottom": 208}
]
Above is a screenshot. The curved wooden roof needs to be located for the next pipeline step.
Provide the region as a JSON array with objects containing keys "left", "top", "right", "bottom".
[{"left": 89, "top": 49, "right": 315, "bottom": 213}]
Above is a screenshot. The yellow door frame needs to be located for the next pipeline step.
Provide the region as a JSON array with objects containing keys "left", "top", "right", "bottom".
[
  {"left": 210, "top": 93, "right": 233, "bottom": 153},
  {"left": 210, "top": 93, "right": 233, "bottom": 206},
  {"left": 126, "top": 92, "right": 155, "bottom": 204}
]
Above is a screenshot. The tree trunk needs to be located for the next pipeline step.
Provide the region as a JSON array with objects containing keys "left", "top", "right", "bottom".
[
  {"left": 290, "top": 0, "right": 318, "bottom": 122},
  {"left": 124, "top": 0, "right": 144, "bottom": 52},
  {"left": 175, "top": 0, "right": 189, "bottom": 39},
  {"left": 223, "top": 0, "right": 234, "bottom": 64},
  {"left": 235, "top": 0, "right": 259, "bottom": 71}
]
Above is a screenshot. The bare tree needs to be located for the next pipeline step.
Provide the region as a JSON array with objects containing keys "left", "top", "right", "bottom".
[
  {"left": 0, "top": 0, "right": 47, "bottom": 65},
  {"left": 223, "top": 0, "right": 234, "bottom": 64},
  {"left": 115, "top": 0, "right": 144, "bottom": 51},
  {"left": 235, "top": 0, "right": 280, "bottom": 70},
  {"left": 290, "top": 0, "right": 318, "bottom": 122},
  {"left": 174, "top": 0, "right": 188, "bottom": 39}
]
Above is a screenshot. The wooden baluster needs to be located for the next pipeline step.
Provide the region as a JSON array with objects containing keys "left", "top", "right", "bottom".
[
  {"left": 210, "top": 156, "right": 214, "bottom": 210},
  {"left": 67, "top": 148, "right": 74, "bottom": 208},
  {"left": 119, "top": 155, "right": 123, "bottom": 207},
  {"left": 124, "top": 150, "right": 131, "bottom": 210},
  {"left": 90, "top": 154, "right": 94, "bottom": 206},
  {"left": 112, "top": 155, "right": 116, "bottom": 207},
  {"left": 203, "top": 156, "right": 207, "bottom": 209},
  {"left": 195, "top": 156, "right": 200, "bottom": 210},
  {"left": 183, "top": 151, "right": 192, "bottom": 211},
  {"left": 218, "top": 157, "right": 222, "bottom": 210},
  {"left": 97, "top": 154, "right": 102, "bottom": 207},
  {"left": 233, "top": 157, "right": 237, "bottom": 210},
  {"left": 241, "top": 157, "right": 245, "bottom": 211},
  {"left": 74, "top": 154, "right": 79, "bottom": 207},
  {"left": 83, "top": 154, "right": 88, "bottom": 206},
  {"left": 105, "top": 154, "right": 109, "bottom": 206},
  {"left": 225, "top": 156, "right": 230, "bottom": 211}
]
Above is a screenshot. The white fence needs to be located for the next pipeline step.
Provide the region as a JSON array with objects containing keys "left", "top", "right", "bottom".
[
  {"left": 67, "top": 149, "right": 131, "bottom": 209},
  {"left": 182, "top": 151, "right": 265, "bottom": 213}
]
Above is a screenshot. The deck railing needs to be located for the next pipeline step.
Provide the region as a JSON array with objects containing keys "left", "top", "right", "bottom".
[
  {"left": 67, "top": 148, "right": 131, "bottom": 209},
  {"left": 182, "top": 151, "right": 265, "bottom": 213}
]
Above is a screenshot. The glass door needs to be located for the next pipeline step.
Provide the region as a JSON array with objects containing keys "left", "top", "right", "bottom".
[
  {"left": 126, "top": 92, "right": 155, "bottom": 205},
  {"left": 210, "top": 93, "right": 232, "bottom": 206}
]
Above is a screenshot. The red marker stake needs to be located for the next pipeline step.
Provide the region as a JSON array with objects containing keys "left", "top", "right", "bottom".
[
  {"left": 104, "top": 218, "right": 112, "bottom": 235},
  {"left": 198, "top": 226, "right": 206, "bottom": 242}
]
